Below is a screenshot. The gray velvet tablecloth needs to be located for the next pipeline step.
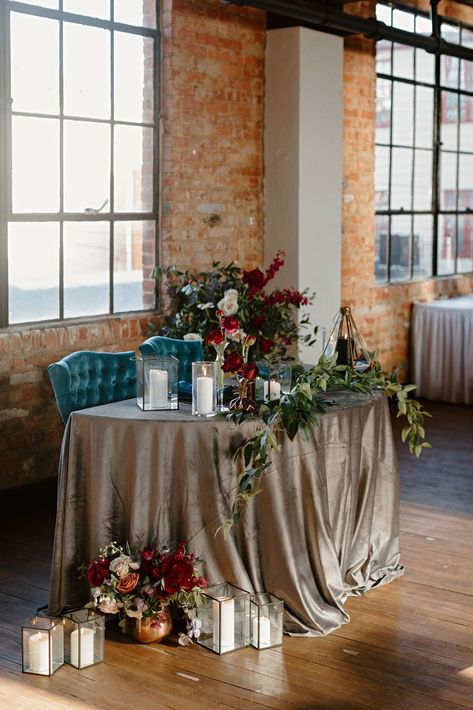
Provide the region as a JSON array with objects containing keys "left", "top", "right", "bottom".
[
  {"left": 49, "top": 390, "right": 404, "bottom": 636},
  {"left": 411, "top": 295, "right": 473, "bottom": 404}
]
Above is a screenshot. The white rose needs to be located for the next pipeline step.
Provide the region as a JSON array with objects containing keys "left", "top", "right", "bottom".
[
  {"left": 109, "top": 554, "right": 132, "bottom": 578},
  {"left": 223, "top": 289, "right": 238, "bottom": 301},
  {"left": 97, "top": 596, "right": 119, "bottom": 614},
  {"left": 183, "top": 333, "right": 203, "bottom": 341},
  {"left": 217, "top": 295, "right": 239, "bottom": 316}
]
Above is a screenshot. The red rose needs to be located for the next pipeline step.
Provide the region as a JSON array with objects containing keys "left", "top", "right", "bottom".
[
  {"left": 222, "top": 351, "right": 244, "bottom": 373},
  {"left": 116, "top": 572, "right": 139, "bottom": 594},
  {"left": 260, "top": 338, "right": 273, "bottom": 355},
  {"left": 242, "top": 268, "right": 266, "bottom": 292},
  {"left": 221, "top": 316, "right": 240, "bottom": 333},
  {"left": 206, "top": 329, "right": 225, "bottom": 346},
  {"left": 239, "top": 363, "right": 258, "bottom": 381},
  {"left": 142, "top": 548, "right": 155, "bottom": 561},
  {"left": 87, "top": 558, "right": 110, "bottom": 587}
]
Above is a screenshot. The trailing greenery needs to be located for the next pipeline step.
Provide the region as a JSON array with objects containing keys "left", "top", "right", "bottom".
[{"left": 218, "top": 354, "right": 431, "bottom": 538}]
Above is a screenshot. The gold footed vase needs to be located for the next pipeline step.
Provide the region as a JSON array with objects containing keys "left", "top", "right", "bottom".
[{"left": 132, "top": 610, "right": 173, "bottom": 644}]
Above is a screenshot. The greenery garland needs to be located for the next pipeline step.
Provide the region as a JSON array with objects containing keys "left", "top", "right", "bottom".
[{"left": 218, "top": 354, "right": 431, "bottom": 538}]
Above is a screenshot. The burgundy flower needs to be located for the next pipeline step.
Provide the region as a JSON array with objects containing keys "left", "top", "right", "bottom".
[
  {"left": 260, "top": 338, "right": 273, "bottom": 355},
  {"left": 87, "top": 558, "right": 110, "bottom": 587},
  {"left": 116, "top": 572, "right": 139, "bottom": 594},
  {"left": 221, "top": 316, "right": 240, "bottom": 333},
  {"left": 264, "top": 251, "right": 285, "bottom": 282},
  {"left": 239, "top": 363, "right": 258, "bottom": 381},
  {"left": 142, "top": 548, "right": 155, "bottom": 561},
  {"left": 251, "top": 315, "right": 264, "bottom": 329},
  {"left": 206, "top": 329, "right": 225, "bottom": 346},
  {"left": 222, "top": 351, "right": 244, "bottom": 373},
  {"left": 242, "top": 268, "right": 266, "bottom": 292}
]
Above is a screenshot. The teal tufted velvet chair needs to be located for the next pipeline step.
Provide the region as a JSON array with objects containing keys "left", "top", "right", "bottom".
[
  {"left": 48, "top": 350, "right": 137, "bottom": 423},
  {"left": 138, "top": 336, "right": 204, "bottom": 384}
]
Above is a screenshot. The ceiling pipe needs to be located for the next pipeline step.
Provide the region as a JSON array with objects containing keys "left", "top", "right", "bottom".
[{"left": 224, "top": 0, "right": 473, "bottom": 61}]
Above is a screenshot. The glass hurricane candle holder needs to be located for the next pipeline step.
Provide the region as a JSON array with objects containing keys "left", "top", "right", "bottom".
[
  {"left": 22, "top": 616, "right": 64, "bottom": 675},
  {"left": 192, "top": 361, "right": 217, "bottom": 417},
  {"left": 196, "top": 583, "right": 250, "bottom": 654},
  {"left": 256, "top": 362, "right": 292, "bottom": 402},
  {"left": 250, "top": 593, "right": 284, "bottom": 650},
  {"left": 135, "top": 355, "right": 179, "bottom": 410},
  {"left": 323, "top": 306, "right": 372, "bottom": 372},
  {"left": 63, "top": 609, "right": 105, "bottom": 669}
]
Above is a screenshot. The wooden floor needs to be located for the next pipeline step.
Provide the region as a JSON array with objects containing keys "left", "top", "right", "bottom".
[{"left": 0, "top": 400, "right": 472, "bottom": 709}]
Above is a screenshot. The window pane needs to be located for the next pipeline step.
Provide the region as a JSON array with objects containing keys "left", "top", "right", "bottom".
[
  {"left": 114, "top": 221, "right": 155, "bottom": 312},
  {"left": 440, "top": 152, "right": 457, "bottom": 209},
  {"left": 376, "top": 78, "right": 391, "bottom": 141},
  {"left": 114, "top": 0, "right": 157, "bottom": 29},
  {"left": 415, "top": 86, "right": 433, "bottom": 148},
  {"left": 8, "top": 222, "right": 59, "bottom": 323},
  {"left": 11, "top": 13, "right": 59, "bottom": 115},
  {"left": 391, "top": 147, "right": 413, "bottom": 210},
  {"left": 460, "top": 59, "right": 473, "bottom": 92},
  {"left": 392, "top": 9, "right": 414, "bottom": 32},
  {"left": 441, "top": 23, "right": 460, "bottom": 45},
  {"left": 392, "top": 82, "right": 414, "bottom": 146},
  {"left": 12, "top": 116, "right": 59, "bottom": 213},
  {"left": 376, "top": 40, "right": 391, "bottom": 76},
  {"left": 390, "top": 215, "right": 411, "bottom": 282},
  {"left": 64, "top": 121, "right": 110, "bottom": 213},
  {"left": 375, "top": 216, "right": 389, "bottom": 283},
  {"left": 415, "top": 15, "right": 432, "bottom": 36},
  {"left": 457, "top": 215, "right": 473, "bottom": 273},
  {"left": 413, "top": 150, "right": 432, "bottom": 211},
  {"left": 63, "top": 0, "right": 109, "bottom": 19},
  {"left": 440, "top": 91, "right": 458, "bottom": 151},
  {"left": 441, "top": 55, "right": 459, "bottom": 89},
  {"left": 459, "top": 96, "right": 473, "bottom": 152},
  {"left": 458, "top": 155, "right": 473, "bottom": 208},
  {"left": 64, "top": 222, "right": 109, "bottom": 317},
  {"left": 376, "top": 5, "right": 391, "bottom": 25},
  {"left": 14, "top": 0, "right": 58, "bottom": 7},
  {"left": 415, "top": 48, "right": 435, "bottom": 85},
  {"left": 412, "top": 215, "right": 433, "bottom": 279},
  {"left": 114, "top": 33, "right": 154, "bottom": 124},
  {"left": 64, "top": 23, "right": 110, "bottom": 119},
  {"left": 392, "top": 43, "right": 413, "bottom": 80},
  {"left": 438, "top": 215, "right": 456, "bottom": 275},
  {"left": 375, "top": 145, "right": 390, "bottom": 210},
  {"left": 114, "top": 125, "right": 153, "bottom": 213}
]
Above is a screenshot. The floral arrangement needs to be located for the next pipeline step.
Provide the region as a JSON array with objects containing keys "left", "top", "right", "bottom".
[
  {"left": 85, "top": 541, "right": 207, "bottom": 629},
  {"left": 153, "top": 252, "right": 316, "bottom": 361}
]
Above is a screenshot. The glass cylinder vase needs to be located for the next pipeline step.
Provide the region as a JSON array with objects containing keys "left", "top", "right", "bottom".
[{"left": 192, "top": 361, "right": 217, "bottom": 417}]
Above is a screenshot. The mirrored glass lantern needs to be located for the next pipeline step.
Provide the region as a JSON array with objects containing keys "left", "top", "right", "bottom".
[
  {"left": 192, "top": 361, "right": 217, "bottom": 417},
  {"left": 22, "top": 616, "right": 64, "bottom": 675},
  {"left": 196, "top": 583, "right": 250, "bottom": 654},
  {"left": 323, "top": 306, "right": 372, "bottom": 372},
  {"left": 250, "top": 593, "right": 284, "bottom": 649},
  {"left": 135, "top": 354, "right": 178, "bottom": 410},
  {"left": 256, "top": 361, "right": 292, "bottom": 402},
  {"left": 63, "top": 609, "right": 105, "bottom": 669}
]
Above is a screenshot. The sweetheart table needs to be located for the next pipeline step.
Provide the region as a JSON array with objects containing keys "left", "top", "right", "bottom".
[{"left": 48, "top": 390, "right": 404, "bottom": 636}]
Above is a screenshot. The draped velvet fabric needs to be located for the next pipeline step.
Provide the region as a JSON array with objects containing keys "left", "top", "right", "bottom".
[
  {"left": 49, "top": 391, "right": 404, "bottom": 636},
  {"left": 411, "top": 295, "right": 473, "bottom": 405}
]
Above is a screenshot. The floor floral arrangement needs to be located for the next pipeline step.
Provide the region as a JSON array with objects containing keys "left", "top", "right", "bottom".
[{"left": 85, "top": 541, "right": 207, "bottom": 644}]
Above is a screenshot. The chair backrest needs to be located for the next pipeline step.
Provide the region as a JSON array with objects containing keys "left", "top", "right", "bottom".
[
  {"left": 48, "top": 350, "right": 137, "bottom": 423},
  {"left": 138, "top": 336, "right": 204, "bottom": 383}
]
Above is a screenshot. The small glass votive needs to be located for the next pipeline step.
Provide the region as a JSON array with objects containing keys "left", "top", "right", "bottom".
[
  {"left": 192, "top": 361, "right": 217, "bottom": 417},
  {"left": 22, "top": 616, "right": 64, "bottom": 675},
  {"left": 256, "top": 362, "right": 292, "bottom": 402},
  {"left": 63, "top": 609, "right": 105, "bottom": 669},
  {"left": 250, "top": 593, "right": 284, "bottom": 649},
  {"left": 196, "top": 583, "right": 250, "bottom": 654},
  {"left": 135, "top": 354, "right": 179, "bottom": 410}
]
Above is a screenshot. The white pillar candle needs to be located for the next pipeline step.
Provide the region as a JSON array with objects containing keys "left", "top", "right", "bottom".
[
  {"left": 264, "top": 380, "right": 281, "bottom": 401},
  {"left": 70, "top": 627, "right": 95, "bottom": 668},
  {"left": 28, "top": 631, "right": 49, "bottom": 673},
  {"left": 149, "top": 369, "right": 168, "bottom": 408},
  {"left": 252, "top": 615, "right": 271, "bottom": 648},
  {"left": 196, "top": 376, "right": 214, "bottom": 415},
  {"left": 213, "top": 597, "right": 234, "bottom": 651}
]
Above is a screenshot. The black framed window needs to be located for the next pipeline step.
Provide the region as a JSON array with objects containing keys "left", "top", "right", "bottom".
[
  {"left": 0, "top": 0, "right": 159, "bottom": 327},
  {"left": 375, "top": 2, "right": 473, "bottom": 282}
]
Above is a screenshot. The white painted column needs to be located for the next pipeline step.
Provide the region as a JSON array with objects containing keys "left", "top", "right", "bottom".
[{"left": 264, "top": 27, "right": 344, "bottom": 363}]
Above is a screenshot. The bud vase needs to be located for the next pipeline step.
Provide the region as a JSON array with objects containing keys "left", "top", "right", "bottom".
[
  {"left": 229, "top": 378, "right": 257, "bottom": 412},
  {"left": 215, "top": 350, "right": 229, "bottom": 413},
  {"left": 132, "top": 610, "right": 173, "bottom": 644}
]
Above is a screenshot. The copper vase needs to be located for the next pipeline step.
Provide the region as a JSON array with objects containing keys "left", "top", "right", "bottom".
[{"left": 132, "top": 610, "right": 173, "bottom": 644}]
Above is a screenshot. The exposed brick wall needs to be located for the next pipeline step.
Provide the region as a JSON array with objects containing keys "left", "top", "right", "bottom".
[{"left": 342, "top": 0, "right": 473, "bottom": 378}]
